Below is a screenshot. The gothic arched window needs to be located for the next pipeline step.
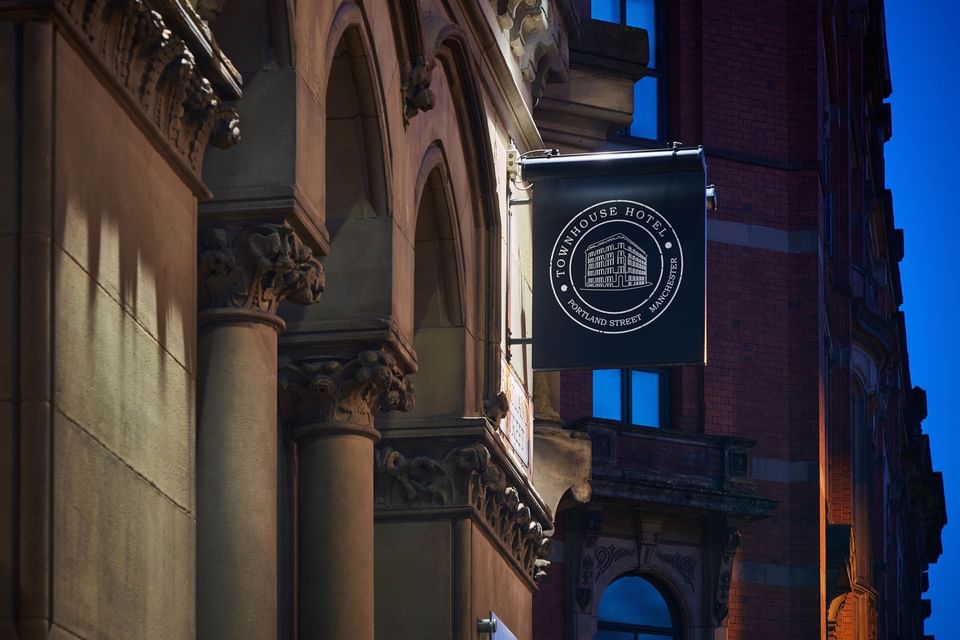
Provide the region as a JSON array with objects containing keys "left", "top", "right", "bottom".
[{"left": 595, "top": 575, "right": 681, "bottom": 639}]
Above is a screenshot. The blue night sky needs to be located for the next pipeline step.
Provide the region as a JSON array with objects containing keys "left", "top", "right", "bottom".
[{"left": 885, "top": 0, "right": 959, "bottom": 634}]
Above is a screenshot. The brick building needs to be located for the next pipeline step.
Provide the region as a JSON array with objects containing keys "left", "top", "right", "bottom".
[{"left": 532, "top": 1, "right": 946, "bottom": 639}]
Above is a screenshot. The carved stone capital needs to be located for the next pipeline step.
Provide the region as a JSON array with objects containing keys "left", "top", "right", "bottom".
[
  {"left": 52, "top": 0, "right": 242, "bottom": 186},
  {"left": 199, "top": 222, "right": 324, "bottom": 317},
  {"left": 375, "top": 442, "right": 551, "bottom": 582},
  {"left": 278, "top": 351, "right": 414, "bottom": 438}
]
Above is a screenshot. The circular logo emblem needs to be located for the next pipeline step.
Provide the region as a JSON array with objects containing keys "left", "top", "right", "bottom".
[{"left": 549, "top": 199, "right": 683, "bottom": 334}]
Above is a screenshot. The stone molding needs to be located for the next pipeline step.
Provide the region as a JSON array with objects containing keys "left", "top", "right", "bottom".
[
  {"left": 278, "top": 351, "right": 414, "bottom": 438},
  {"left": 575, "top": 510, "right": 604, "bottom": 610},
  {"left": 44, "top": 0, "right": 242, "bottom": 187},
  {"left": 713, "top": 528, "right": 741, "bottom": 625},
  {"left": 374, "top": 442, "right": 551, "bottom": 582},
  {"left": 198, "top": 222, "right": 324, "bottom": 318}
]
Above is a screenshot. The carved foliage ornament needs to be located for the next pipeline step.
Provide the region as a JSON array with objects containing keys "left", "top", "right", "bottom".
[
  {"left": 596, "top": 544, "right": 636, "bottom": 578},
  {"left": 656, "top": 552, "right": 697, "bottom": 592},
  {"left": 375, "top": 443, "right": 551, "bottom": 581},
  {"left": 199, "top": 223, "right": 324, "bottom": 315},
  {"left": 279, "top": 351, "right": 414, "bottom": 431},
  {"left": 58, "top": 0, "right": 241, "bottom": 173}
]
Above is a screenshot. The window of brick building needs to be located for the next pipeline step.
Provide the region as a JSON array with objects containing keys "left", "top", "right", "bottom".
[
  {"left": 590, "top": 0, "right": 666, "bottom": 141},
  {"left": 595, "top": 575, "right": 681, "bottom": 639},
  {"left": 593, "top": 369, "right": 669, "bottom": 428}
]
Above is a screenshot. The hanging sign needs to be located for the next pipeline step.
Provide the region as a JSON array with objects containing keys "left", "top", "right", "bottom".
[{"left": 525, "top": 147, "right": 708, "bottom": 370}]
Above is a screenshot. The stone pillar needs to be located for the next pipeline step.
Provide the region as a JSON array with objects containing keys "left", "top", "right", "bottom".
[
  {"left": 197, "top": 222, "right": 324, "bottom": 639},
  {"left": 279, "top": 351, "right": 413, "bottom": 640}
]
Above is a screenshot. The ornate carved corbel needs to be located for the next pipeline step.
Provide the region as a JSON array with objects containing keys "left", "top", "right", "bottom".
[
  {"left": 712, "top": 528, "right": 742, "bottom": 625},
  {"left": 403, "top": 54, "right": 436, "bottom": 123},
  {"left": 374, "top": 442, "right": 551, "bottom": 582},
  {"left": 575, "top": 510, "right": 604, "bottom": 610},
  {"left": 484, "top": 391, "right": 510, "bottom": 425},
  {"left": 198, "top": 222, "right": 324, "bottom": 316},
  {"left": 278, "top": 350, "right": 414, "bottom": 438}
]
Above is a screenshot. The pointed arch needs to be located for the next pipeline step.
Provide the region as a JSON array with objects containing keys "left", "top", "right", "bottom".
[
  {"left": 323, "top": 4, "right": 392, "bottom": 222},
  {"left": 429, "top": 31, "right": 503, "bottom": 408},
  {"left": 412, "top": 142, "right": 467, "bottom": 329},
  {"left": 402, "top": 142, "right": 474, "bottom": 417}
]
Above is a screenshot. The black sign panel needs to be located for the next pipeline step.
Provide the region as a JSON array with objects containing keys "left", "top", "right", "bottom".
[{"left": 526, "top": 147, "right": 707, "bottom": 370}]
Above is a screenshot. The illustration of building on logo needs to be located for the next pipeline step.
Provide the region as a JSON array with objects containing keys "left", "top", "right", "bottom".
[{"left": 583, "top": 233, "right": 652, "bottom": 290}]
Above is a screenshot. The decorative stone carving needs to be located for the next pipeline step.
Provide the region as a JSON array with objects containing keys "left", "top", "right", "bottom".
[
  {"left": 634, "top": 517, "right": 662, "bottom": 567},
  {"left": 656, "top": 552, "right": 697, "bottom": 592},
  {"left": 575, "top": 510, "right": 603, "bottom": 610},
  {"left": 403, "top": 55, "right": 436, "bottom": 123},
  {"left": 713, "top": 528, "right": 742, "bottom": 624},
  {"left": 199, "top": 222, "right": 324, "bottom": 315},
  {"left": 375, "top": 442, "right": 551, "bottom": 582},
  {"left": 492, "top": 0, "right": 570, "bottom": 102},
  {"left": 826, "top": 524, "right": 854, "bottom": 639},
  {"left": 596, "top": 544, "right": 635, "bottom": 578},
  {"left": 55, "top": 0, "right": 242, "bottom": 175},
  {"left": 484, "top": 391, "right": 510, "bottom": 425},
  {"left": 278, "top": 351, "right": 414, "bottom": 434}
]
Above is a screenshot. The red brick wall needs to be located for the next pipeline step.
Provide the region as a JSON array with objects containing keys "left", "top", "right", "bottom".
[{"left": 536, "top": 1, "right": 935, "bottom": 638}]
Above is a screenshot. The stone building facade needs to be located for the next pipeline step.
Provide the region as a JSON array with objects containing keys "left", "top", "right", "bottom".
[
  {"left": 0, "top": 1, "right": 945, "bottom": 640},
  {"left": 533, "top": 1, "right": 946, "bottom": 640},
  {"left": 0, "top": 0, "right": 592, "bottom": 638}
]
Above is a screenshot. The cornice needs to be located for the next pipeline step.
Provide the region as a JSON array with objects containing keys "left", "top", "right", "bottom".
[
  {"left": 375, "top": 441, "right": 552, "bottom": 586},
  {"left": 3, "top": 0, "right": 242, "bottom": 196},
  {"left": 590, "top": 470, "right": 778, "bottom": 520},
  {"left": 279, "top": 317, "right": 418, "bottom": 379}
]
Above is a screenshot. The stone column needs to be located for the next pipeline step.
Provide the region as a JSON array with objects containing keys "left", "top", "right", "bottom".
[
  {"left": 279, "top": 351, "right": 413, "bottom": 640},
  {"left": 197, "top": 222, "right": 323, "bottom": 639}
]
